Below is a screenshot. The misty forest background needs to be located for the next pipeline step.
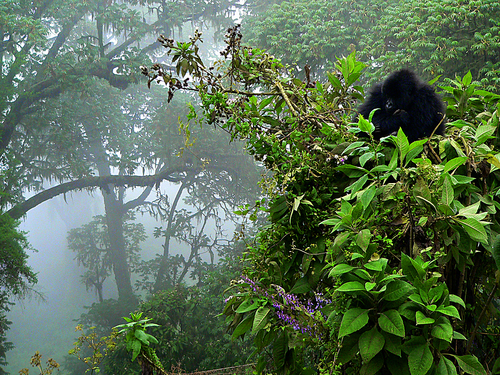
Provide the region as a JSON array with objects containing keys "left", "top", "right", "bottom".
[{"left": 2, "top": 0, "right": 500, "bottom": 374}]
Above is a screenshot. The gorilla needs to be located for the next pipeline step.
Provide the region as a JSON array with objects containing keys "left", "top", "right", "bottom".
[{"left": 357, "top": 69, "right": 446, "bottom": 143}]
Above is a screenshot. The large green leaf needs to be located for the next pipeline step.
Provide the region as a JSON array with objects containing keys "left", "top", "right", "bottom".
[
  {"left": 382, "top": 331, "right": 402, "bottom": 357},
  {"left": 339, "top": 308, "right": 370, "bottom": 338},
  {"left": 408, "top": 340, "right": 433, "bottom": 375},
  {"left": 436, "top": 356, "right": 458, "bottom": 375},
  {"left": 384, "top": 280, "right": 414, "bottom": 301},
  {"left": 236, "top": 299, "right": 259, "bottom": 313},
  {"left": 273, "top": 332, "right": 288, "bottom": 370},
  {"left": 454, "top": 217, "right": 488, "bottom": 244},
  {"left": 290, "top": 276, "right": 313, "bottom": 294},
  {"left": 329, "top": 263, "right": 355, "bottom": 277},
  {"left": 338, "top": 333, "right": 360, "bottom": 364},
  {"left": 359, "top": 326, "right": 385, "bottom": 363},
  {"left": 252, "top": 306, "right": 270, "bottom": 334},
  {"left": 360, "top": 354, "right": 384, "bottom": 375},
  {"left": 443, "top": 157, "right": 468, "bottom": 174},
  {"left": 453, "top": 355, "right": 487, "bottom": 375},
  {"left": 416, "top": 311, "right": 435, "bottom": 325},
  {"left": 336, "top": 281, "right": 366, "bottom": 292},
  {"left": 231, "top": 314, "right": 253, "bottom": 339},
  {"left": 431, "top": 316, "right": 453, "bottom": 343},
  {"left": 378, "top": 309, "right": 405, "bottom": 337},
  {"left": 436, "top": 305, "right": 461, "bottom": 319}
]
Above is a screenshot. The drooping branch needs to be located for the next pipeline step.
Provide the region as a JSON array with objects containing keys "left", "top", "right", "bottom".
[{"left": 6, "top": 166, "right": 195, "bottom": 220}]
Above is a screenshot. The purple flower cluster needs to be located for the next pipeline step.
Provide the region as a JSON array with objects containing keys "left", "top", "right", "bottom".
[{"left": 235, "top": 277, "right": 332, "bottom": 338}]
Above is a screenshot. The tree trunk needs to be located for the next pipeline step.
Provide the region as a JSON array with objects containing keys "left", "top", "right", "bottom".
[{"left": 102, "top": 193, "right": 134, "bottom": 300}]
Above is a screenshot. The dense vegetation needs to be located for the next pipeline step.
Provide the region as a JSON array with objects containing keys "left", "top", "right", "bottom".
[
  {"left": 140, "top": 22, "right": 500, "bottom": 374},
  {"left": 3, "top": 0, "right": 500, "bottom": 374},
  {"left": 243, "top": 0, "right": 500, "bottom": 87}
]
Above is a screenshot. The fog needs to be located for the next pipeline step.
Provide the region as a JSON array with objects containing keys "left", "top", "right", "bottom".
[{"left": 5, "top": 192, "right": 103, "bottom": 372}]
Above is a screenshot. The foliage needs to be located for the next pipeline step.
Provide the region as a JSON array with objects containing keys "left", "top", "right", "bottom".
[
  {"left": 67, "top": 213, "right": 146, "bottom": 302},
  {"left": 114, "top": 312, "right": 164, "bottom": 372},
  {"left": 19, "top": 351, "right": 60, "bottom": 375},
  {"left": 0, "top": 214, "right": 37, "bottom": 298},
  {"left": 106, "top": 243, "right": 254, "bottom": 373},
  {"left": 242, "top": 0, "right": 500, "bottom": 88},
  {"left": 0, "top": 214, "right": 37, "bottom": 368},
  {"left": 67, "top": 325, "right": 118, "bottom": 374},
  {"left": 145, "top": 26, "right": 500, "bottom": 374}
]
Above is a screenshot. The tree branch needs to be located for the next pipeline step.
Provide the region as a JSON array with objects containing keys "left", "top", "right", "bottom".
[{"left": 6, "top": 166, "right": 194, "bottom": 220}]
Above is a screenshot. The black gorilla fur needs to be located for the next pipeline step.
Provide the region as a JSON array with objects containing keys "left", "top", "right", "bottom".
[{"left": 357, "top": 69, "right": 446, "bottom": 142}]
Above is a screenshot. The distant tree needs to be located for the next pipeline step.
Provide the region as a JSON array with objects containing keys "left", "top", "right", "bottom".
[
  {"left": 68, "top": 213, "right": 145, "bottom": 303},
  {"left": 243, "top": 0, "right": 500, "bottom": 87}
]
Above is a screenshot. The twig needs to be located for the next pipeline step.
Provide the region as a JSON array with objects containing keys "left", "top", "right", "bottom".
[
  {"left": 466, "top": 282, "right": 498, "bottom": 354},
  {"left": 276, "top": 81, "right": 298, "bottom": 117}
]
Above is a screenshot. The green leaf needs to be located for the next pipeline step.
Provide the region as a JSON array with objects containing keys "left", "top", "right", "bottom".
[
  {"left": 134, "top": 329, "right": 151, "bottom": 345},
  {"left": 490, "top": 234, "right": 500, "bottom": 272},
  {"left": 290, "top": 276, "right": 313, "bottom": 294},
  {"left": 443, "top": 157, "right": 468, "bottom": 173},
  {"left": 453, "top": 331, "right": 467, "bottom": 340},
  {"left": 360, "top": 354, "right": 384, "bottom": 375},
  {"left": 359, "top": 326, "right": 385, "bottom": 363},
  {"left": 431, "top": 316, "right": 453, "bottom": 343},
  {"left": 365, "top": 282, "right": 376, "bottom": 291},
  {"left": 360, "top": 152, "right": 375, "bottom": 167},
  {"left": 463, "top": 71, "right": 472, "bottom": 86},
  {"left": 273, "top": 332, "right": 287, "bottom": 369},
  {"left": 364, "top": 259, "right": 385, "bottom": 272},
  {"left": 231, "top": 314, "right": 253, "bottom": 339},
  {"left": 236, "top": 299, "right": 260, "bottom": 314},
  {"left": 361, "top": 185, "right": 377, "bottom": 210},
  {"left": 441, "top": 174, "right": 454, "bottom": 206},
  {"left": 338, "top": 334, "right": 360, "bottom": 364},
  {"left": 130, "top": 339, "right": 142, "bottom": 361},
  {"left": 436, "top": 305, "right": 461, "bottom": 319},
  {"left": 337, "top": 281, "right": 366, "bottom": 292},
  {"left": 449, "top": 294, "right": 466, "bottom": 308},
  {"left": 401, "top": 253, "right": 425, "bottom": 282},
  {"left": 378, "top": 310, "right": 405, "bottom": 337},
  {"left": 396, "top": 128, "right": 410, "bottom": 163},
  {"left": 454, "top": 217, "right": 488, "bottom": 244},
  {"left": 356, "top": 229, "right": 372, "bottom": 252},
  {"left": 452, "top": 354, "right": 487, "bottom": 375},
  {"left": 347, "top": 174, "right": 369, "bottom": 195},
  {"left": 252, "top": 307, "right": 270, "bottom": 334},
  {"left": 339, "top": 308, "right": 370, "bottom": 338},
  {"left": 475, "top": 124, "right": 496, "bottom": 146},
  {"left": 416, "top": 311, "right": 435, "bottom": 325},
  {"left": 329, "top": 263, "right": 355, "bottom": 276},
  {"left": 384, "top": 280, "right": 415, "bottom": 301},
  {"left": 382, "top": 331, "right": 402, "bottom": 357},
  {"left": 408, "top": 340, "right": 433, "bottom": 375},
  {"left": 436, "top": 356, "right": 458, "bottom": 375}
]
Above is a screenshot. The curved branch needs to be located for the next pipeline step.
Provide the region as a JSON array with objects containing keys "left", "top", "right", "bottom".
[{"left": 6, "top": 166, "right": 195, "bottom": 220}]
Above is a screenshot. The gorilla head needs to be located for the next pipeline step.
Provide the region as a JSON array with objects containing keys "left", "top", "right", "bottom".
[{"left": 357, "top": 69, "right": 446, "bottom": 142}]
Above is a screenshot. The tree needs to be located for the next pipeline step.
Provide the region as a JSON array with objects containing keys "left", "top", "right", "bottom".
[
  {"left": 242, "top": 0, "right": 500, "bottom": 87},
  {"left": 68, "top": 213, "right": 145, "bottom": 303},
  {"left": 143, "top": 25, "right": 500, "bottom": 374},
  {"left": 0, "top": 0, "right": 253, "bottom": 300},
  {"left": 0, "top": 0, "right": 253, "bottom": 366}
]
